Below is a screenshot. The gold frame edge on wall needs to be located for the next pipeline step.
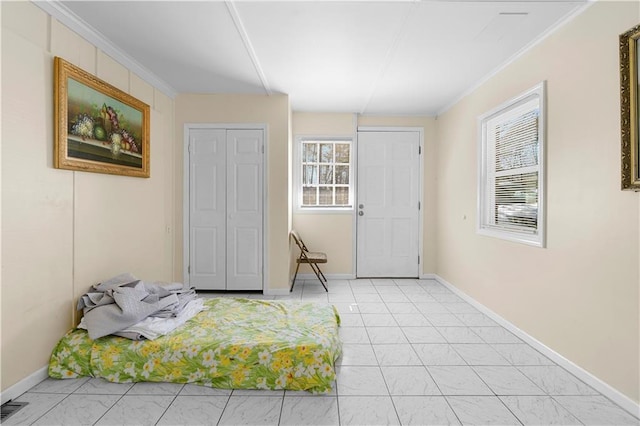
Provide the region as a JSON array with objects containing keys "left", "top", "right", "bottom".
[
  {"left": 54, "top": 57, "right": 151, "bottom": 178},
  {"left": 620, "top": 24, "right": 640, "bottom": 191}
]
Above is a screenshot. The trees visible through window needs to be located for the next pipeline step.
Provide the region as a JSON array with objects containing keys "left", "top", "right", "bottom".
[
  {"left": 478, "top": 82, "right": 546, "bottom": 247},
  {"left": 300, "top": 139, "right": 351, "bottom": 208}
]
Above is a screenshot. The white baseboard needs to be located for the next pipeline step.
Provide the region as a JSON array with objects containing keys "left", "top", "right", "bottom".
[
  {"left": 434, "top": 274, "right": 640, "bottom": 419},
  {"left": 263, "top": 288, "right": 290, "bottom": 296},
  {"left": 1, "top": 366, "right": 48, "bottom": 405},
  {"left": 295, "top": 274, "right": 435, "bottom": 281},
  {"left": 420, "top": 273, "right": 437, "bottom": 280},
  {"left": 264, "top": 273, "right": 356, "bottom": 296}
]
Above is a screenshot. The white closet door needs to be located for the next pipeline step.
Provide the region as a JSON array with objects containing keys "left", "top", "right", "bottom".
[
  {"left": 356, "top": 131, "right": 420, "bottom": 277},
  {"left": 226, "top": 129, "right": 264, "bottom": 290},
  {"left": 189, "top": 129, "right": 227, "bottom": 290}
]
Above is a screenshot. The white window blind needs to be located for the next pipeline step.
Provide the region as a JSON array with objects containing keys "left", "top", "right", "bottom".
[{"left": 478, "top": 82, "right": 545, "bottom": 247}]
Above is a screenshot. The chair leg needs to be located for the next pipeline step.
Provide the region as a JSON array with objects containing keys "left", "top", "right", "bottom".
[
  {"left": 291, "top": 261, "right": 302, "bottom": 292},
  {"left": 317, "top": 265, "right": 328, "bottom": 284},
  {"left": 309, "top": 262, "right": 328, "bottom": 292}
]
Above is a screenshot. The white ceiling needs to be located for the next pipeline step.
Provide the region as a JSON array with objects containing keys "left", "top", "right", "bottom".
[{"left": 56, "top": 0, "right": 587, "bottom": 115}]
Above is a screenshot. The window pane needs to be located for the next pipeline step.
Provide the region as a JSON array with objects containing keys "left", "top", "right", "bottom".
[
  {"left": 319, "top": 165, "right": 333, "bottom": 184},
  {"left": 318, "top": 187, "right": 333, "bottom": 205},
  {"left": 303, "top": 165, "right": 317, "bottom": 185},
  {"left": 299, "top": 139, "right": 352, "bottom": 209},
  {"left": 335, "top": 144, "right": 350, "bottom": 163},
  {"left": 320, "top": 143, "right": 333, "bottom": 163},
  {"left": 335, "top": 187, "right": 349, "bottom": 205},
  {"left": 495, "top": 109, "right": 539, "bottom": 172},
  {"left": 302, "top": 187, "right": 317, "bottom": 205},
  {"left": 494, "top": 172, "right": 538, "bottom": 230},
  {"left": 303, "top": 143, "right": 317, "bottom": 162},
  {"left": 335, "top": 165, "right": 349, "bottom": 184}
]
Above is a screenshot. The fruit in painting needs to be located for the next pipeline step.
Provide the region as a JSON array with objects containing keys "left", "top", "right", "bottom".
[
  {"left": 94, "top": 125, "right": 107, "bottom": 141},
  {"left": 70, "top": 113, "right": 94, "bottom": 140}
]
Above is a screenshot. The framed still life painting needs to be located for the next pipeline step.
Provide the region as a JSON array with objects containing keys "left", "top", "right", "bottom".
[
  {"left": 620, "top": 24, "right": 640, "bottom": 191},
  {"left": 54, "top": 57, "right": 150, "bottom": 178}
]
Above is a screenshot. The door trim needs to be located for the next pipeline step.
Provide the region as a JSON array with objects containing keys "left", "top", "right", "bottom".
[
  {"left": 183, "top": 123, "right": 268, "bottom": 290},
  {"left": 354, "top": 126, "right": 424, "bottom": 278}
]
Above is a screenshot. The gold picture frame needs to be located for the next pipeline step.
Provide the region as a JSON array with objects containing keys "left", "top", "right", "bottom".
[
  {"left": 620, "top": 24, "right": 640, "bottom": 191},
  {"left": 54, "top": 57, "right": 150, "bottom": 178}
]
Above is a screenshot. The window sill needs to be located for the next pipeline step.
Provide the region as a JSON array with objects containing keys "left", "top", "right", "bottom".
[
  {"left": 477, "top": 226, "right": 544, "bottom": 248},
  {"left": 294, "top": 207, "right": 353, "bottom": 215}
]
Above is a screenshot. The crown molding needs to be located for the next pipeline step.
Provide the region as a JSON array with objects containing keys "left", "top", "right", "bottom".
[
  {"left": 33, "top": 0, "right": 178, "bottom": 99},
  {"left": 437, "top": 0, "right": 593, "bottom": 116}
]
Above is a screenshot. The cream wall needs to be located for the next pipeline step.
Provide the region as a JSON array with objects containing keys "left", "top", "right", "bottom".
[
  {"left": 1, "top": 1, "right": 175, "bottom": 392},
  {"left": 435, "top": 1, "right": 639, "bottom": 403},
  {"left": 174, "top": 94, "right": 291, "bottom": 292},
  {"left": 292, "top": 113, "right": 354, "bottom": 277},
  {"left": 290, "top": 113, "right": 437, "bottom": 277}
]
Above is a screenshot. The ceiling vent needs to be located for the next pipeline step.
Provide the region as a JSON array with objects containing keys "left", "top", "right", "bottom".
[{"left": 475, "top": 12, "right": 529, "bottom": 42}]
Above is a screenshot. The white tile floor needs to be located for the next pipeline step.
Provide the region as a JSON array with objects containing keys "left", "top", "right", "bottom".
[{"left": 5, "top": 279, "right": 639, "bottom": 425}]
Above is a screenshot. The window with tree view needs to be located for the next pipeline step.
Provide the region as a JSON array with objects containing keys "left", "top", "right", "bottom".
[
  {"left": 478, "top": 82, "right": 545, "bottom": 247},
  {"left": 300, "top": 140, "right": 351, "bottom": 208}
]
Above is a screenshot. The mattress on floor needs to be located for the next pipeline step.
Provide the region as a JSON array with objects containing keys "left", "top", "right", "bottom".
[{"left": 48, "top": 298, "right": 342, "bottom": 394}]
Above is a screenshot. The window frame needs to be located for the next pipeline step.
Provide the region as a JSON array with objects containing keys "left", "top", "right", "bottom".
[
  {"left": 294, "top": 136, "right": 354, "bottom": 213},
  {"left": 477, "top": 82, "right": 546, "bottom": 247}
]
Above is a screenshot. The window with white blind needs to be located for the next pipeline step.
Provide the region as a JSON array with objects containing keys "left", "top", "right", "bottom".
[
  {"left": 295, "top": 137, "right": 353, "bottom": 210},
  {"left": 478, "top": 82, "right": 546, "bottom": 247}
]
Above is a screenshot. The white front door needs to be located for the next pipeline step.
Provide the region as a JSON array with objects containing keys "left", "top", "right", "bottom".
[
  {"left": 356, "top": 130, "right": 420, "bottom": 277},
  {"left": 187, "top": 127, "right": 264, "bottom": 291}
]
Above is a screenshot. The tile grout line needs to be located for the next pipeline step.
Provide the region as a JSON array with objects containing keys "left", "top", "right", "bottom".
[
  {"left": 153, "top": 384, "right": 184, "bottom": 425},
  {"left": 27, "top": 392, "right": 73, "bottom": 426},
  {"left": 276, "top": 393, "right": 285, "bottom": 426},
  {"left": 385, "top": 279, "right": 531, "bottom": 425},
  {"left": 426, "top": 278, "right": 535, "bottom": 424},
  {"left": 90, "top": 390, "right": 127, "bottom": 425},
  {"left": 215, "top": 393, "right": 233, "bottom": 426},
  {"left": 14, "top": 279, "right": 637, "bottom": 425}
]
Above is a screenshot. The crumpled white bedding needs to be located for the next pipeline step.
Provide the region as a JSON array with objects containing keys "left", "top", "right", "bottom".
[
  {"left": 78, "top": 298, "right": 205, "bottom": 340},
  {"left": 77, "top": 273, "right": 199, "bottom": 340}
]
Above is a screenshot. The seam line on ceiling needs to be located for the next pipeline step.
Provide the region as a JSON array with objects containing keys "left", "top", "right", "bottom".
[
  {"left": 226, "top": 1, "right": 272, "bottom": 96},
  {"left": 360, "top": 1, "right": 419, "bottom": 115}
]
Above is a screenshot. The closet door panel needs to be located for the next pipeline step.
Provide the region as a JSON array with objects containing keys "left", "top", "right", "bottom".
[
  {"left": 226, "top": 129, "right": 264, "bottom": 290},
  {"left": 189, "top": 129, "right": 226, "bottom": 290}
]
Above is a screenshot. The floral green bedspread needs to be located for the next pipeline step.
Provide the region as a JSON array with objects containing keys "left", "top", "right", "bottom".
[{"left": 49, "top": 298, "right": 342, "bottom": 393}]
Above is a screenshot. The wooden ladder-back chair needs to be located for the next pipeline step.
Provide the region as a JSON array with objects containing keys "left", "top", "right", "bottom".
[{"left": 290, "top": 230, "right": 328, "bottom": 292}]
